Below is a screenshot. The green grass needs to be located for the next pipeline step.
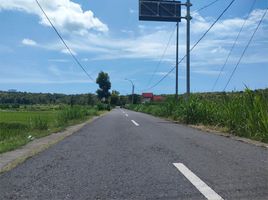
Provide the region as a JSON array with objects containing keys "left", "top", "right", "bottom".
[
  {"left": 0, "top": 106, "right": 101, "bottom": 154},
  {"left": 0, "top": 111, "right": 58, "bottom": 125},
  {"left": 127, "top": 89, "right": 268, "bottom": 143}
]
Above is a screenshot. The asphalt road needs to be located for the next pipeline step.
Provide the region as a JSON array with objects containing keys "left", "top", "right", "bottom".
[{"left": 0, "top": 109, "right": 268, "bottom": 200}]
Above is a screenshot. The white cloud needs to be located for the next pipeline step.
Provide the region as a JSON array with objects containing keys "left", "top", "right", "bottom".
[
  {"left": 22, "top": 38, "right": 37, "bottom": 46},
  {"left": 0, "top": 78, "right": 93, "bottom": 84},
  {"left": 193, "top": 70, "right": 225, "bottom": 76},
  {"left": 81, "top": 58, "right": 89, "bottom": 62},
  {"left": 48, "top": 59, "right": 69, "bottom": 63},
  {"left": 129, "top": 9, "right": 136, "bottom": 14},
  {"left": 0, "top": 0, "right": 108, "bottom": 34},
  {"left": 11, "top": 6, "right": 268, "bottom": 70},
  {"left": 48, "top": 65, "right": 61, "bottom": 76},
  {"left": 61, "top": 48, "right": 77, "bottom": 55},
  {"left": 83, "top": 9, "right": 267, "bottom": 66}
]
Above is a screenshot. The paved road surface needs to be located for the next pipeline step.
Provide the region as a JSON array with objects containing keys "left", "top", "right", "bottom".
[{"left": 0, "top": 109, "right": 267, "bottom": 200}]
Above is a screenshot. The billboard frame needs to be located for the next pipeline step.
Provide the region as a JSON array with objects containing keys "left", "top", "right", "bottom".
[{"left": 139, "top": 0, "right": 182, "bottom": 22}]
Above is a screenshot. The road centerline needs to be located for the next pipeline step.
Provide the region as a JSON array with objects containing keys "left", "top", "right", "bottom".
[
  {"left": 173, "top": 163, "right": 223, "bottom": 200},
  {"left": 131, "top": 120, "right": 140, "bottom": 127}
]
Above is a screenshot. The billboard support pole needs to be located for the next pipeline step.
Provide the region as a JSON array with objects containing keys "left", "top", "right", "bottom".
[{"left": 175, "top": 21, "right": 179, "bottom": 100}]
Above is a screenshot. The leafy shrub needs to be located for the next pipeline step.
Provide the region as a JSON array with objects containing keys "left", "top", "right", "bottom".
[{"left": 96, "top": 103, "right": 111, "bottom": 111}]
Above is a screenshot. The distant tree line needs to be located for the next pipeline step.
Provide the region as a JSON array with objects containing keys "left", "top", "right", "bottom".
[
  {"left": 0, "top": 91, "right": 141, "bottom": 106},
  {"left": 0, "top": 71, "right": 146, "bottom": 107},
  {"left": 0, "top": 91, "right": 98, "bottom": 106}
]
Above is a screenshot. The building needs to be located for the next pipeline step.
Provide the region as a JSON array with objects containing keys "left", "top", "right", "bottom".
[
  {"left": 142, "top": 93, "right": 165, "bottom": 103},
  {"left": 153, "top": 95, "right": 165, "bottom": 102},
  {"left": 142, "top": 93, "right": 154, "bottom": 103}
]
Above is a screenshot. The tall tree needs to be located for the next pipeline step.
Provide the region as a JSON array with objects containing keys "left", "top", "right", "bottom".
[
  {"left": 110, "top": 90, "right": 120, "bottom": 106},
  {"left": 96, "top": 71, "right": 111, "bottom": 102}
]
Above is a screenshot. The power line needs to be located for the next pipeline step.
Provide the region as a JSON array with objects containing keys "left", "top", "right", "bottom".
[
  {"left": 145, "top": 24, "right": 176, "bottom": 88},
  {"left": 146, "top": 0, "right": 235, "bottom": 90},
  {"left": 194, "top": 0, "right": 222, "bottom": 13},
  {"left": 223, "top": 8, "right": 268, "bottom": 91},
  {"left": 212, "top": 0, "right": 257, "bottom": 91},
  {"left": 35, "top": 0, "right": 94, "bottom": 81}
]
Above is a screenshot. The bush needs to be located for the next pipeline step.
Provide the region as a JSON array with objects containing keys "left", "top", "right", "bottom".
[{"left": 96, "top": 103, "right": 111, "bottom": 111}]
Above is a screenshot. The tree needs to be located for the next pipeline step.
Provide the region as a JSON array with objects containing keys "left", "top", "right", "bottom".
[
  {"left": 131, "top": 94, "right": 141, "bottom": 104},
  {"left": 110, "top": 90, "right": 120, "bottom": 106},
  {"left": 96, "top": 71, "right": 111, "bottom": 102},
  {"left": 119, "top": 95, "right": 128, "bottom": 106}
]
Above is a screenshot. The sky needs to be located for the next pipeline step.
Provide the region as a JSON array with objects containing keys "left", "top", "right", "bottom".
[{"left": 0, "top": 0, "right": 267, "bottom": 95}]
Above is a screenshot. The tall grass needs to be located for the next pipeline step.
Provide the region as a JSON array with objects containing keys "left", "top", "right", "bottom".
[
  {"left": 57, "top": 106, "right": 98, "bottom": 126},
  {"left": 0, "top": 105, "right": 101, "bottom": 153},
  {"left": 128, "top": 89, "right": 268, "bottom": 143}
]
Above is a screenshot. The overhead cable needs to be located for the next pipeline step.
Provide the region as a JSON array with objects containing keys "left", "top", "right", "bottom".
[
  {"left": 146, "top": 24, "right": 177, "bottom": 88},
  {"left": 212, "top": 0, "right": 257, "bottom": 91},
  {"left": 35, "top": 0, "right": 94, "bottom": 81},
  {"left": 146, "top": 0, "right": 235, "bottom": 90},
  {"left": 223, "top": 8, "right": 268, "bottom": 91}
]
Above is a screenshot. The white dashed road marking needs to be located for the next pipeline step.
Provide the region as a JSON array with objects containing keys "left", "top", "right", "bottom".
[
  {"left": 173, "top": 163, "right": 224, "bottom": 200},
  {"left": 131, "top": 120, "right": 139, "bottom": 127},
  {"left": 125, "top": 114, "right": 129, "bottom": 117}
]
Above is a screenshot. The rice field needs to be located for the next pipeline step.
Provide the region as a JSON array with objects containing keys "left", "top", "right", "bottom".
[{"left": 0, "top": 106, "right": 100, "bottom": 153}]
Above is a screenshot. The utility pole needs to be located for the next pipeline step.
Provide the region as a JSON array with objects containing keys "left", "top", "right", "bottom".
[
  {"left": 125, "top": 78, "right": 135, "bottom": 104},
  {"left": 175, "top": 21, "right": 179, "bottom": 100},
  {"left": 132, "top": 84, "right": 135, "bottom": 104},
  {"left": 186, "top": 0, "right": 192, "bottom": 98}
]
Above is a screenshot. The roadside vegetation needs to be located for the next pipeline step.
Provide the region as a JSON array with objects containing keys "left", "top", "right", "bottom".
[
  {"left": 127, "top": 89, "right": 268, "bottom": 143},
  {"left": 0, "top": 105, "right": 104, "bottom": 153},
  {"left": 0, "top": 71, "right": 140, "bottom": 154}
]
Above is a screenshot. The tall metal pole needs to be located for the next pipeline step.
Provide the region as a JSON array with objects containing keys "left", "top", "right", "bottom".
[
  {"left": 125, "top": 78, "right": 135, "bottom": 104},
  {"left": 186, "top": 0, "right": 192, "bottom": 98},
  {"left": 132, "top": 85, "right": 135, "bottom": 104},
  {"left": 175, "top": 21, "right": 179, "bottom": 100}
]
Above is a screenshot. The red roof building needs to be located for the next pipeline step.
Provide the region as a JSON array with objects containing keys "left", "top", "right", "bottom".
[
  {"left": 153, "top": 95, "right": 165, "bottom": 102},
  {"left": 142, "top": 93, "right": 154, "bottom": 103},
  {"left": 142, "top": 93, "right": 154, "bottom": 98},
  {"left": 142, "top": 93, "right": 164, "bottom": 103}
]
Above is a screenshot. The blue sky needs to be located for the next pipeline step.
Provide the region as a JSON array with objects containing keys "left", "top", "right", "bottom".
[{"left": 0, "top": 0, "right": 267, "bottom": 95}]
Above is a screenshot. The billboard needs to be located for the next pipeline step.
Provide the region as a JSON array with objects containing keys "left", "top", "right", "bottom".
[{"left": 139, "top": 0, "right": 181, "bottom": 22}]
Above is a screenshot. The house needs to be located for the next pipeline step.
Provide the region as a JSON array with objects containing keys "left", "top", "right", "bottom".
[
  {"left": 142, "top": 93, "right": 165, "bottom": 103},
  {"left": 153, "top": 95, "right": 165, "bottom": 102},
  {"left": 142, "top": 93, "right": 153, "bottom": 103}
]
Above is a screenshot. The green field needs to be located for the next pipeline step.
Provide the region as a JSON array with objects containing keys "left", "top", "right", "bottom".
[
  {"left": 0, "top": 106, "right": 101, "bottom": 154},
  {"left": 0, "top": 111, "right": 58, "bottom": 125}
]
